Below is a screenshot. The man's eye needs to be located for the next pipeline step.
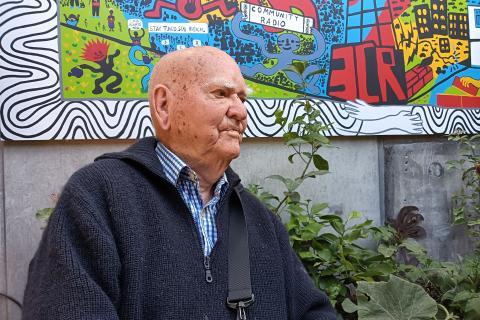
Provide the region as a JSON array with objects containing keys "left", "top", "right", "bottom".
[{"left": 213, "top": 90, "right": 227, "bottom": 97}]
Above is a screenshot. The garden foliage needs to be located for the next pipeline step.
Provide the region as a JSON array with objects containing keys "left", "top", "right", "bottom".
[{"left": 248, "top": 61, "right": 480, "bottom": 319}]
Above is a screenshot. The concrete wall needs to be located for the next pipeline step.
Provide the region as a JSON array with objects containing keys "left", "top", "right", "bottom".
[{"left": 0, "top": 135, "right": 472, "bottom": 319}]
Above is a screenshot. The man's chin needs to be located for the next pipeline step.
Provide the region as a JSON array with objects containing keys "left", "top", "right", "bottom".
[{"left": 219, "top": 144, "right": 241, "bottom": 161}]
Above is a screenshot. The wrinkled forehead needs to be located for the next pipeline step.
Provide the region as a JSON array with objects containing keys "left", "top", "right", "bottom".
[{"left": 179, "top": 56, "right": 245, "bottom": 87}]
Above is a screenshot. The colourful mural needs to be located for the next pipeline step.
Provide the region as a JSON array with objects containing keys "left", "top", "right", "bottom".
[
  {"left": 1, "top": 0, "right": 479, "bottom": 140},
  {"left": 59, "top": 0, "right": 480, "bottom": 107}
]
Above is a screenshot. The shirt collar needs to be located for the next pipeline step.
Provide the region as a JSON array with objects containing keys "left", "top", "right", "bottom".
[{"left": 155, "top": 142, "right": 229, "bottom": 190}]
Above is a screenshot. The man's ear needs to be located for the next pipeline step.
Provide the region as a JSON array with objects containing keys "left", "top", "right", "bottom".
[{"left": 150, "top": 84, "right": 171, "bottom": 131}]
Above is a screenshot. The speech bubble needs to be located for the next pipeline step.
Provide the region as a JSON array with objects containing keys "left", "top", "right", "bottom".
[{"left": 128, "top": 19, "right": 143, "bottom": 30}]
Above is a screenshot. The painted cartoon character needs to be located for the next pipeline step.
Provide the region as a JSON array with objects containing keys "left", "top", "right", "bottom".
[
  {"left": 129, "top": 29, "right": 145, "bottom": 45},
  {"left": 70, "top": 39, "right": 123, "bottom": 94},
  {"left": 231, "top": 12, "right": 326, "bottom": 94},
  {"left": 91, "top": 0, "right": 100, "bottom": 17},
  {"left": 128, "top": 45, "right": 154, "bottom": 92},
  {"left": 107, "top": 10, "right": 115, "bottom": 31},
  {"left": 70, "top": 0, "right": 80, "bottom": 8},
  {"left": 64, "top": 13, "right": 80, "bottom": 27}
]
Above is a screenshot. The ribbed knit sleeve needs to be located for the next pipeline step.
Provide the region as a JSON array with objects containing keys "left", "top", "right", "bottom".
[
  {"left": 271, "top": 215, "right": 337, "bottom": 320},
  {"left": 22, "top": 167, "right": 121, "bottom": 320}
]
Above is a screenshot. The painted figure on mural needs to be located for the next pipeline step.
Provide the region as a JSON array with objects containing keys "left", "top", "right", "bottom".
[
  {"left": 68, "top": 39, "right": 123, "bottom": 94},
  {"left": 129, "top": 29, "right": 146, "bottom": 45},
  {"left": 64, "top": 13, "right": 80, "bottom": 27},
  {"left": 91, "top": 0, "right": 100, "bottom": 17},
  {"left": 107, "top": 10, "right": 115, "bottom": 31},
  {"left": 231, "top": 12, "right": 326, "bottom": 94},
  {"left": 70, "top": 0, "right": 80, "bottom": 8}
]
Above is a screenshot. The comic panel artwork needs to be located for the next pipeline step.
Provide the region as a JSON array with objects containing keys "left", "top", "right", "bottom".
[
  {"left": 1, "top": 0, "right": 479, "bottom": 140},
  {"left": 59, "top": 0, "right": 480, "bottom": 106}
]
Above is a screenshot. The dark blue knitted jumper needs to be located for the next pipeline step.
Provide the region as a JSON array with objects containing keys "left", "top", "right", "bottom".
[{"left": 22, "top": 137, "right": 336, "bottom": 320}]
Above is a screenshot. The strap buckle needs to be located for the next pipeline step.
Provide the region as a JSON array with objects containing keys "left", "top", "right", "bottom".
[{"left": 227, "top": 294, "right": 255, "bottom": 320}]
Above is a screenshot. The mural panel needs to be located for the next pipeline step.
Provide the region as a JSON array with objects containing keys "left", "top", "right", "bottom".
[{"left": 1, "top": 0, "right": 479, "bottom": 140}]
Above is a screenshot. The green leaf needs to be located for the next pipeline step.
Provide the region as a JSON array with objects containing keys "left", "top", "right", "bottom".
[
  {"left": 400, "top": 239, "right": 426, "bottom": 255},
  {"left": 313, "top": 154, "right": 329, "bottom": 171},
  {"left": 377, "top": 243, "right": 396, "bottom": 258},
  {"left": 286, "top": 138, "right": 308, "bottom": 146},
  {"left": 36, "top": 207, "right": 54, "bottom": 222},
  {"left": 283, "top": 65, "right": 302, "bottom": 76},
  {"left": 285, "top": 191, "right": 301, "bottom": 202},
  {"left": 311, "top": 202, "right": 329, "bottom": 214},
  {"left": 331, "top": 220, "right": 345, "bottom": 235},
  {"left": 304, "top": 170, "right": 328, "bottom": 178},
  {"left": 288, "top": 153, "right": 296, "bottom": 163},
  {"left": 266, "top": 175, "right": 286, "bottom": 184},
  {"left": 306, "top": 68, "right": 326, "bottom": 78},
  {"left": 287, "top": 61, "right": 307, "bottom": 75},
  {"left": 465, "top": 298, "right": 480, "bottom": 320},
  {"left": 342, "top": 298, "right": 359, "bottom": 314},
  {"left": 356, "top": 275, "right": 438, "bottom": 320},
  {"left": 316, "top": 248, "right": 332, "bottom": 261},
  {"left": 348, "top": 211, "right": 363, "bottom": 220}
]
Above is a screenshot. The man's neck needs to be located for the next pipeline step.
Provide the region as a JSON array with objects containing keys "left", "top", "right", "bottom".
[{"left": 189, "top": 162, "right": 228, "bottom": 204}]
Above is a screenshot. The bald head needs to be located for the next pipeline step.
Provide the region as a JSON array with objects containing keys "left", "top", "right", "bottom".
[
  {"left": 148, "top": 46, "right": 240, "bottom": 99},
  {"left": 147, "top": 46, "right": 248, "bottom": 172}
]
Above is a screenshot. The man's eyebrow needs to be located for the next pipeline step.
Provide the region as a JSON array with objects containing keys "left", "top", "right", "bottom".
[{"left": 203, "top": 81, "right": 248, "bottom": 95}]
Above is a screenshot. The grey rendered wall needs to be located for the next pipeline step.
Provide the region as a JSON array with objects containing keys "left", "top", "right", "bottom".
[
  {"left": 1, "top": 142, "right": 7, "bottom": 319},
  {"left": 0, "top": 135, "right": 472, "bottom": 319}
]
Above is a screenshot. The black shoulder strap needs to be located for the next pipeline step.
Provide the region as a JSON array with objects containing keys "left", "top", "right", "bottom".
[{"left": 226, "top": 186, "right": 254, "bottom": 320}]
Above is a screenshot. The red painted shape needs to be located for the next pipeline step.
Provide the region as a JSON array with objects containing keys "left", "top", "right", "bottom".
[
  {"left": 413, "top": 79, "right": 423, "bottom": 94},
  {"left": 328, "top": 46, "right": 358, "bottom": 101},
  {"left": 365, "top": 13, "right": 394, "bottom": 46},
  {"left": 462, "top": 96, "right": 480, "bottom": 108},
  {"left": 405, "top": 65, "right": 432, "bottom": 97},
  {"left": 437, "top": 94, "right": 462, "bottom": 107},
  {"left": 453, "top": 77, "right": 480, "bottom": 96},
  {"left": 437, "top": 94, "right": 480, "bottom": 108},
  {"left": 355, "top": 43, "right": 380, "bottom": 103},
  {"left": 145, "top": 0, "right": 236, "bottom": 20},
  {"left": 144, "top": 0, "right": 176, "bottom": 18},
  {"left": 376, "top": 47, "right": 407, "bottom": 102}
]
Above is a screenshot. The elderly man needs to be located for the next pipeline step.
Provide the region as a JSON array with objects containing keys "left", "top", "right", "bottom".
[{"left": 22, "top": 46, "right": 335, "bottom": 319}]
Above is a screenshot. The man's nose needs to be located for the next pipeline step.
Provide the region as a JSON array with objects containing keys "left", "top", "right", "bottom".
[{"left": 227, "top": 95, "right": 247, "bottom": 120}]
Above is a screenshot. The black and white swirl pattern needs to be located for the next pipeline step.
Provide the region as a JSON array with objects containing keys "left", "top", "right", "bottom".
[{"left": 1, "top": 0, "right": 479, "bottom": 140}]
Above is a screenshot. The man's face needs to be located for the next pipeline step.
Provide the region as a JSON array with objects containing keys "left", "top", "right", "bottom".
[{"left": 168, "top": 55, "right": 248, "bottom": 165}]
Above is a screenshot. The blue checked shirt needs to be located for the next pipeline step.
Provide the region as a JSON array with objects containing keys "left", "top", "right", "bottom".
[{"left": 155, "top": 143, "right": 229, "bottom": 257}]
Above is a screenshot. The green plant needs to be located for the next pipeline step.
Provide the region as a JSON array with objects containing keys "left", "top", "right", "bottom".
[
  {"left": 341, "top": 274, "right": 438, "bottom": 320},
  {"left": 446, "top": 133, "right": 480, "bottom": 247},
  {"left": 261, "top": 61, "right": 330, "bottom": 216},
  {"left": 35, "top": 192, "right": 58, "bottom": 225},
  {"left": 248, "top": 61, "right": 399, "bottom": 316},
  {"left": 248, "top": 61, "right": 479, "bottom": 319}
]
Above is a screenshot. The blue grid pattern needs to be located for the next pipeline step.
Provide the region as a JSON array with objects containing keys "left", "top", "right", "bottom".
[{"left": 155, "top": 143, "right": 229, "bottom": 257}]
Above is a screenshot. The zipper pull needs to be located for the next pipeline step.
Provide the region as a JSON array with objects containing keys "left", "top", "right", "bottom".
[
  {"left": 204, "top": 256, "right": 213, "bottom": 283},
  {"left": 236, "top": 305, "right": 247, "bottom": 320}
]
